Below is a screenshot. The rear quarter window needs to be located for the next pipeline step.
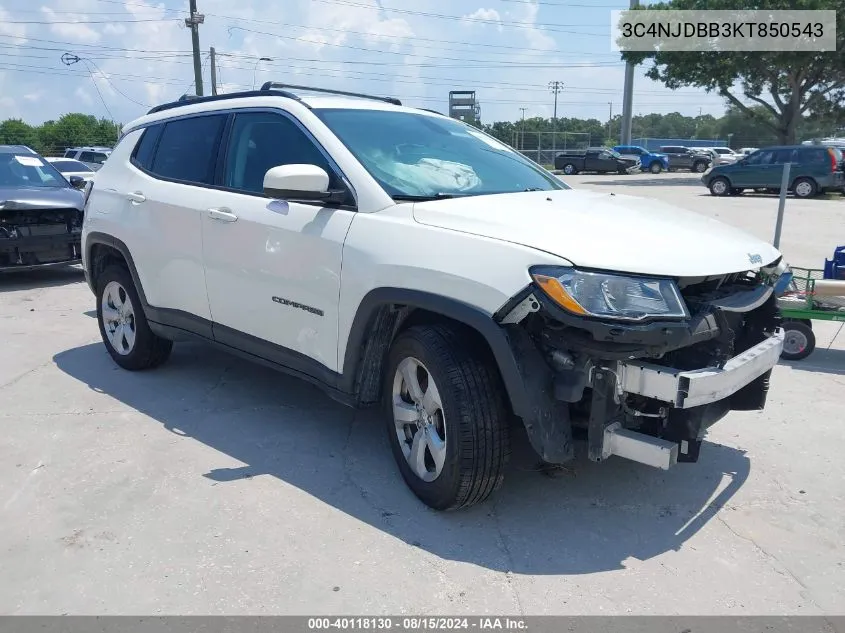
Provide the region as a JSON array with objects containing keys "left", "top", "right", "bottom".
[
  {"left": 131, "top": 124, "right": 163, "bottom": 171},
  {"left": 149, "top": 115, "right": 227, "bottom": 185}
]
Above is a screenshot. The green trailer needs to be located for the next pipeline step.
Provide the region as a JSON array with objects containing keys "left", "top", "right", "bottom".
[{"left": 777, "top": 266, "right": 845, "bottom": 360}]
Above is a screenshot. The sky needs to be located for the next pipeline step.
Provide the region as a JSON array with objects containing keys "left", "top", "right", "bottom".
[{"left": 0, "top": 0, "right": 730, "bottom": 126}]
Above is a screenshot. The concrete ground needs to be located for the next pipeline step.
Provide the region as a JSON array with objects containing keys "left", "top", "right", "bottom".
[{"left": 1, "top": 173, "right": 843, "bottom": 615}]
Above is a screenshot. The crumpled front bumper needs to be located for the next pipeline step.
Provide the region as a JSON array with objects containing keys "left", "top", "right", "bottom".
[{"left": 617, "top": 329, "right": 785, "bottom": 409}]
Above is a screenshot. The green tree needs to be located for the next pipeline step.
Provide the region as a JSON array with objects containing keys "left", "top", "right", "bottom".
[
  {"left": 621, "top": 0, "right": 845, "bottom": 144},
  {"left": 0, "top": 119, "right": 39, "bottom": 148}
]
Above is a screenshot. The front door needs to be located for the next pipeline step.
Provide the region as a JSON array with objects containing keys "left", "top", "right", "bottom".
[
  {"left": 732, "top": 148, "right": 775, "bottom": 187},
  {"left": 201, "top": 110, "right": 356, "bottom": 374}
]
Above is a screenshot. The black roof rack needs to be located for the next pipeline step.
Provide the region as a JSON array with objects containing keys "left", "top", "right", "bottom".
[
  {"left": 260, "top": 82, "right": 402, "bottom": 106},
  {"left": 146, "top": 88, "right": 304, "bottom": 115},
  {"left": 145, "top": 82, "right": 402, "bottom": 116}
]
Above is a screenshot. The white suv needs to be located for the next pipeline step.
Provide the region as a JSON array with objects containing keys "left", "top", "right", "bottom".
[{"left": 82, "top": 83, "right": 788, "bottom": 510}]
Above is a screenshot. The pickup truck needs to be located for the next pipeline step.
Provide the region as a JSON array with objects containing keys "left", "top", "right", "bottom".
[
  {"left": 613, "top": 145, "right": 669, "bottom": 173},
  {"left": 554, "top": 148, "right": 640, "bottom": 175}
]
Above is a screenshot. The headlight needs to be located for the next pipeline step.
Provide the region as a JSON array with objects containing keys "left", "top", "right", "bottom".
[{"left": 530, "top": 267, "right": 688, "bottom": 322}]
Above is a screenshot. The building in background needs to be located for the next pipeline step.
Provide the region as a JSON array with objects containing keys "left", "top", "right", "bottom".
[{"left": 449, "top": 91, "right": 480, "bottom": 124}]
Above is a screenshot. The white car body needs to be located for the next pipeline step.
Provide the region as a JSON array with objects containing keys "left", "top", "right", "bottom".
[
  {"left": 80, "top": 87, "right": 787, "bottom": 508},
  {"left": 44, "top": 157, "right": 96, "bottom": 185},
  {"left": 710, "top": 147, "right": 742, "bottom": 165}
]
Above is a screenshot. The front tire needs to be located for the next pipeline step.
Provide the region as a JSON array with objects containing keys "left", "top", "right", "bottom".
[
  {"left": 384, "top": 325, "right": 510, "bottom": 511},
  {"left": 693, "top": 161, "right": 708, "bottom": 173},
  {"left": 649, "top": 162, "right": 663, "bottom": 174},
  {"left": 96, "top": 265, "right": 173, "bottom": 370},
  {"left": 709, "top": 177, "right": 731, "bottom": 196},
  {"left": 561, "top": 163, "right": 577, "bottom": 175}
]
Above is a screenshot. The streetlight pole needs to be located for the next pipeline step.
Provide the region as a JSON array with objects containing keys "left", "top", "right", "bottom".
[
  {"left": 252, "top": 57, "right": 272, "bottom": 90},
  {"left": 548, "top": 80, "right": 563, "bottom": 159},
  {"left": 519, "top": 107, "right": 527, "bottom": 151}
]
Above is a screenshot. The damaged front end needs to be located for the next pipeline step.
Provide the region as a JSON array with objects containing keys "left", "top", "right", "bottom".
[
  {"left": 496, "top": 261, "right": 787, "bottom": 470},
  {"left": 0, "top": 202, "right": 83, "bottom": 272}
]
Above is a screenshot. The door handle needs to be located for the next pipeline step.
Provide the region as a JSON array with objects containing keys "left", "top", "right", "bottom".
[
  {"left": 126, "top": 191, "right": 146, "bottom": 204},
  {"left": 207, "top": 207, "right": 238, "bottom": 223}
]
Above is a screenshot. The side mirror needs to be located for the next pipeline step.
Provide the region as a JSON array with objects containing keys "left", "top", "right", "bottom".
[
  {"left": 69, "top": 175, "right": 86, "bottom": 190},
  {"left": 264, "top": 164, "right": 330, "bottom": 201}
]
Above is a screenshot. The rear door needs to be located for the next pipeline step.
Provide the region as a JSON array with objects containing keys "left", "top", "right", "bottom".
[{"left": 122, "top": 114, "right": 228, "bottom": 327}]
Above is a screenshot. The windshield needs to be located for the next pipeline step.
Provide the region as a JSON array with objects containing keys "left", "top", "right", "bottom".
[
  {"left": 50, "top": 159, "right": 92, "bottom": 173},
  {"left": 0, "top": 153, "right": 68, "bottom": 188},
  {"left": 315, "top": 108, "right": 567, "bottom": 199}
]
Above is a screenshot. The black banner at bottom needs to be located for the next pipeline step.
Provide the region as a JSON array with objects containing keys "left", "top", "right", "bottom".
[{"left": 0, "top": 617, "right": 843, "bottom": 633}]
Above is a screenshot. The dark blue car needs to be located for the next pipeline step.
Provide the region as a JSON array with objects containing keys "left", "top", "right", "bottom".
[{"left": 613, "top": 145, "right": 669, "bottom": 174}]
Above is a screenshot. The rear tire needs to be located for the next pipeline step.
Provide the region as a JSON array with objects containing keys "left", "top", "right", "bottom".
[
  {"left": 384, "top": 325, "right": 510, "bottom": 511},
  {"left": 96, "top": 265, "right": 173, "bottom": 370},
  {"left": 792, "top": 177, "right": 817, "bottom": 199},
  {"left": 781, "top": 321, "right": 815, "bottom": 361}
]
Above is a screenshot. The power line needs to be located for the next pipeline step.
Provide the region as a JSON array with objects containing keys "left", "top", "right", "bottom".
[
  {"left": 3, "top": 18, "right": 178, "bottom": 24},
  {"left": 306, "top": 0, "right": 609, "bottom": 34}
]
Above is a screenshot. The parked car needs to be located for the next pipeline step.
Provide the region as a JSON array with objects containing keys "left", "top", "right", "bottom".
[
  {"left": 63, "top": 146, "right": 112, "bottom": 171},
  {"left": 708, "top": 147, "right": 742, "bottom": 165},
  {"left": 702, "top": 144, "right": 844, "bottom": 198},
  {"left": 612, "top": 145, "right": 668, "bottom": 173},
  {"left": 658, "top": 146, "right": 711, "bottom": 173},
  {"left": 45, "top": 157, "right": 96, "bottom": 185},
  {"left": 82, "top": 83, "right": 787, "bottom": 510},
  {"left": 0, "top": 145, "right": 86, "bottom": 271},
  {"left": 554, "top": 147, "right": 639, "bottom": 174}
]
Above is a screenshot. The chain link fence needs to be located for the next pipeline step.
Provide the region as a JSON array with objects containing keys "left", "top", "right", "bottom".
[{"left": 511, "top": 131, "right": 593, "bottom": 166}]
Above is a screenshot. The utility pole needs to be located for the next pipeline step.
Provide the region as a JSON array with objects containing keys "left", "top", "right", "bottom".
[
  {"left": 185, "top": 0, "right": 205, "bottom": 96},
  {"left": 620, "top": 0, "right": 639, "bottom": 144},
  {"left": 519, "top": 107, "right": 527, "bottom": 151},
  {"left": 548, "top": 80, "right": 563, "bottom": 158},
  {"left": 209, "top": 46, "right": 217, "bottom": 96},
  {"left": 607, "top": 102, "right": 612, "bottom": 143}
]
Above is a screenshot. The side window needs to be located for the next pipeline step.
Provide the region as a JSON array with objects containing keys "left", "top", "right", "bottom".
[
  {"left": 131, "top": 124, "right": 163, "bottom": 171},
  {"left": 598, "top": 151, "right": 611, "bottom": 159},
  {"left": 772, "top": 148, "right": 796, "bottom": 164},
  {"left": 150, "top": 114, "right": 226, "bottom": 185},
  {"left": 79, "top": 151, "right": 97, "bottom": 163},
  {"left": 803, "top": 148, "right": 827, "bottom": 164},
  {"left": 745, "top": 150, "right": 774, "bottom": 166},
  {"left": 223, "top": 111, "right": 338, "bottom": 195}
]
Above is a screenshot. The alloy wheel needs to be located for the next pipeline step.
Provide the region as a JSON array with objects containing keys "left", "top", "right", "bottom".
[
  {"left": 391, "top": 356, "right": 447, "bottom": 483},
  {"left": 101, "top": 281, "right": 137, "bottom": 355}
]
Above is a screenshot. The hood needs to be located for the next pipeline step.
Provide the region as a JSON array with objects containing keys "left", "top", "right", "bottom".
[
  {"left": 0, "top": 186, "right": 84, "bottom": 211},
  {"left": 412, "top": 189, "right": 781, "bottom": 277}
]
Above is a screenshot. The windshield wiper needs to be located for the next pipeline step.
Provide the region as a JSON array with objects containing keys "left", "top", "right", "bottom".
[{"left": 391, "top": 193, "right": 467, "bottom": 201}]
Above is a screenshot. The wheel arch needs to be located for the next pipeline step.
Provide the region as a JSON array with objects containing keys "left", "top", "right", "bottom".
[
  {"left": 85, "top": 232, "right": 149, "bottom": 308},
  {"left": 339, "top": 288, "right": 528, "bottom": 419}
]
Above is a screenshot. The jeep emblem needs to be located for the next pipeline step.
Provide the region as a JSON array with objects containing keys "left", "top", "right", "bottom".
[{"left": 748, "top": 253, "right": 763, "bottom": 265}]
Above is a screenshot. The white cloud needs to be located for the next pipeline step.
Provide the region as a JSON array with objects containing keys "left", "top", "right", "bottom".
[
  {"left": 74, "top": 86, "right": 94, "bottom": 106},
  {"left": 0, "top": 0, "right": 727, "bottom": 127},
  {"left": 40, "top": 7, "right": 101, "bottom": 43},
  {"left": 462, "top": 8, "right": 502, "bottom": 32},
  {"left": 0, "top": 6, "right": 27, "bottom": 44}
]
